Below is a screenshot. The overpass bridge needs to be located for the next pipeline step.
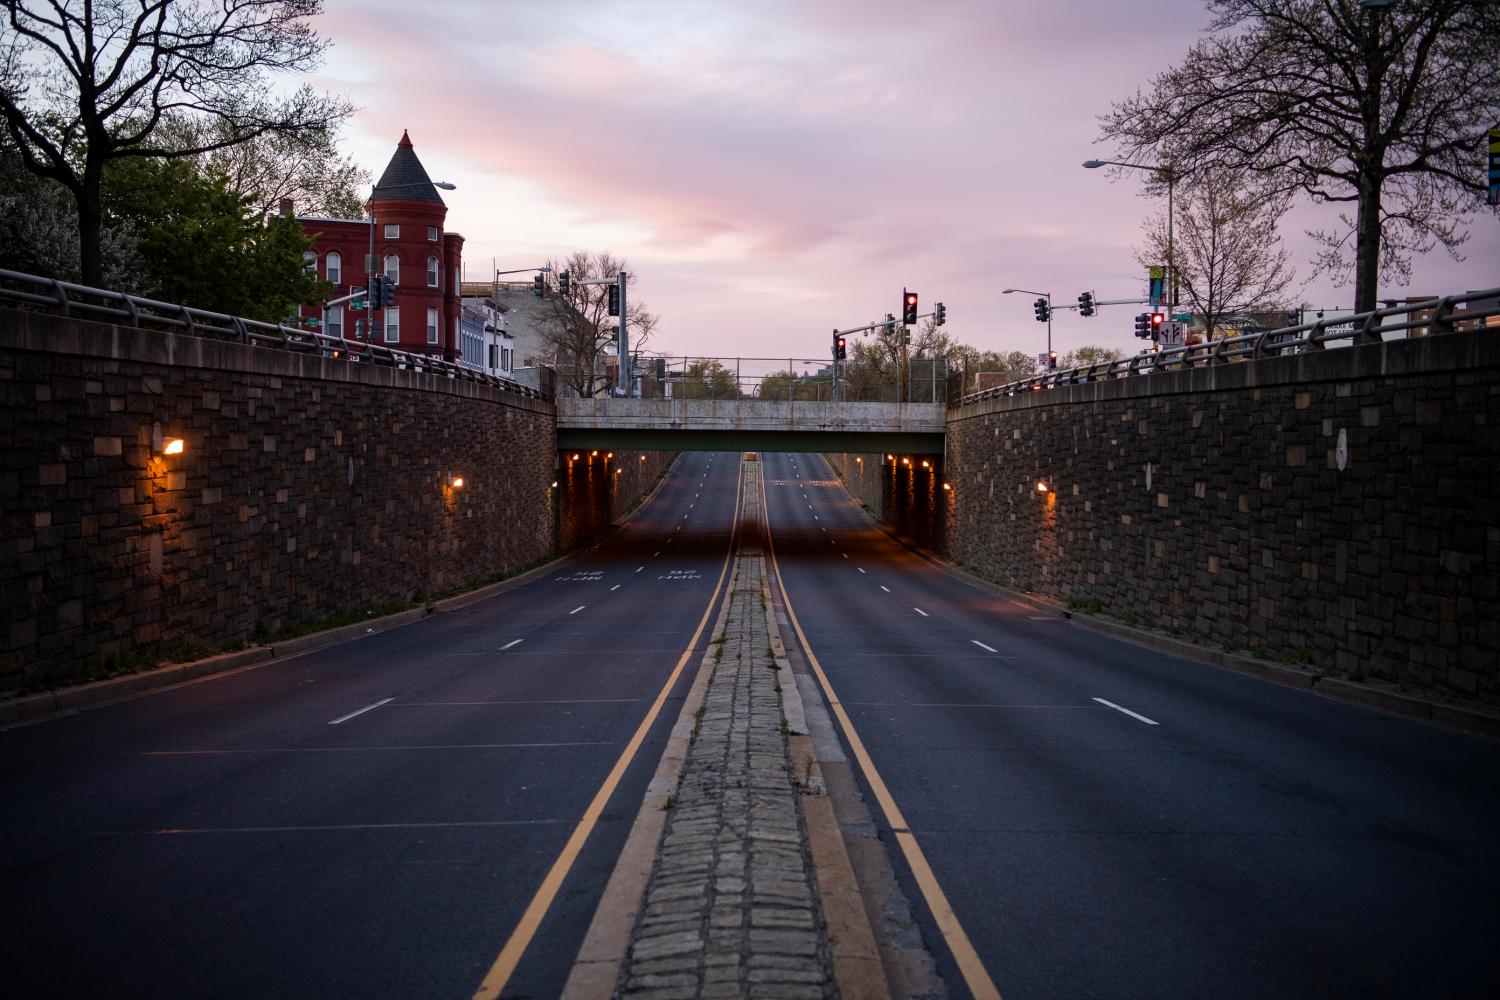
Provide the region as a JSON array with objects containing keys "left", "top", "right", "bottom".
[{"left": 556, "top": 397, "right": 946, "bottom": 453}]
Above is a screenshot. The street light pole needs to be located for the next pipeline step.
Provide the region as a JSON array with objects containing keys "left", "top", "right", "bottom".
[
  {"left": 1003, "top": 286, "right": 1051, "bottom": 368},
  {"left": 1083, "top": 159, "right": 1177, "bottom": 309},
  {"left": 363, "top": 179, "right": 456, "bottom": 349}
]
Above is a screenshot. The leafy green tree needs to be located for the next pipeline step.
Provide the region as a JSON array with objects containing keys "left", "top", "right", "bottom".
[
  {"left": 674, "top": 359, "right": 739, "bottom": 400},
  {"left": 1058, "top": 345, "right": 1124, "bottom": 370},
  {"left": 108, "top": 157, "right": 328, "bottom": 321}
]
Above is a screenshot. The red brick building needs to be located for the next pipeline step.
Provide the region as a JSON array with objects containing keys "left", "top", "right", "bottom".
[{"left": 296, "top": 132, "right": 464, "bottom": 361}]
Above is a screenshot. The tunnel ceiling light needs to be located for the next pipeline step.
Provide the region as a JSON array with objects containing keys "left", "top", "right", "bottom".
[
  {"left": 943, "top": 483, "right": 952, "bottom": 491},
  {"left": 573, "top": 454, "right": 580, "bottom": 460},
  {"left": 921, "top": 460, "right": 930, "bottom": 468},
  {"left": 162, "top": 437, "right": 185, "bottom": 456}
]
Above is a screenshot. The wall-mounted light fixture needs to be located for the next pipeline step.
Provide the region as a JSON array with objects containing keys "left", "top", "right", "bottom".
[
  {"left": 921, "top": 460, "right": 930, "bottom": 468},
  {"left": 886, "top": 454, "right": 894, "bottom": 461},
  {"left": 606, "top": 452, "right": 614, "bottom": 460},
  {"left": 902, "top": 458, "right": 911, "bottom": 466},
  {"left": 162, "top": 438, "right": 185, "bottom": 456},
  {"left": 943, "top": 483, "right": 952, "bottom": 491},
  {"left": 573, "top": 454, "right": 581, "bottom": 461},
  {"left": 447, "top": 473, "right": 465, "bottom": 489},
  {"left": 1036, "top": 481, "right": 1050, "bottom": 493},
  {"left": 640, "top": 455, "right": 646, "bottom": 461},
  {"left": 551, "top": 480, "right": 558, "bottom": 488}
]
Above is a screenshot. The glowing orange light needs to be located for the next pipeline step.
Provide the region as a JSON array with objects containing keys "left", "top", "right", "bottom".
[
  {"left": 163, "top": 438, "right": 185, "bottom": 456},
  {"left": 450, "top": 476, "right": 464, "bottom": 489},
  {"left": 921, "top": 460, "right": 930, "bottom": 468},
  {"left": 591, "top": 450, "right": 598, "bottom": 457},
  {"left": 573, "top": 454, "right": 581, "bottom": 461},
  {"left": 1036, "top": 481, "right": 1049, "bottom": 493},
  {"left": 606, "top": 452, "right": 613, "bottom": 459}
]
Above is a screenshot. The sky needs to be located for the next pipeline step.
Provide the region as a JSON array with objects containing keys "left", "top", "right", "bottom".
[{"left": 310, "top": 0, "right": 1499, "bottom": 362}]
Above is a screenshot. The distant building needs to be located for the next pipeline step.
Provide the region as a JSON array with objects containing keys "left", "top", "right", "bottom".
[
  {"left": 457, "top": 296, "right": 515, "bottom": 377},
  {"left": 294, "top": 131, "right": 464, "bottom": 361}
]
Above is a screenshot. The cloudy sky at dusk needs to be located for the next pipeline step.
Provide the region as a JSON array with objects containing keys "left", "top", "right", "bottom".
[{"left": 311, "top": 0, "right": 1498, "bottom": 361}]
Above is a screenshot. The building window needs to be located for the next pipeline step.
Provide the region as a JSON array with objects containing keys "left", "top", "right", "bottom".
[
  {"left": 503, "top": 347, "right": 512, "bottom": 372},
  {"left": 427, "top": 308, "right": 439, "bottom": 344},
  {"left": 384, "top": 223, "right": 399, "bottom": 239},
  {"left": 326, "top": 251, "right": 341, "bottom": 285},
  {"left": 427, "top": 226, "right": 438, "bottom": 242},
  {"left": 384, "top": 254, "right": 399, "bottom": 285},
  {"left": 327, "top": 308, "right": 343, "bottom": 340},
  {"left": 489, "top": 344, "right": 498, "bottom": 370},
  {"left": 427, "top": 256, "right": 439, "bottom": 288},
  {"left": 384, "top": 307, "right": 399, "bottom": 343},
  {"left": 303, "top": 251, "right": 317, "bottom": 275}
]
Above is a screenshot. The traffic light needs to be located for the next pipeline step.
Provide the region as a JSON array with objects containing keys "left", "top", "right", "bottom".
[
  {"left": 1034, "top": 297, "right": 1050, "bottom": 323},
  {"left": 1150, "top": 312, "right": 1166, "bottom": 343},
  {"left": 373, "top": 274, "right": 395, "bottom": 308},
  {"left": 933, "top": 302, "right": 946, "bottom": 326},
  {"left": 1078, "top": 291, "right": 1095, "bottom": 317},
  {"left": 532, "top": 273, "right": 545, "bottom": 297},
  {"left": 884, "top": 313, "right": 896, "bottom": 337},
  {"left": 1048, "top": 350, "right": 1058, "bottom": 370},
  {"left": 558, "top": 270, "right": 571, "bottom": 294},
  {"left": 1134, "top": 313, "right": 1150, "bottom": 338},
  {"left": 902, "top": 289, "right": 918, "bottom": 325},
  {"left": 607, "top": 283, "right": 620, "bottom": 316},
  {"left": 835, "top": 336, "right": 847, "bottom": 361}
]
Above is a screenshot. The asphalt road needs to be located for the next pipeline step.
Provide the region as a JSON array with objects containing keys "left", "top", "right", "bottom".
[
  {"left": 760, "top": 451, "right": 1500, "bottom": 1000},
  {"left": 0, "top": 451, "right": 742, "bottom": 1000}
]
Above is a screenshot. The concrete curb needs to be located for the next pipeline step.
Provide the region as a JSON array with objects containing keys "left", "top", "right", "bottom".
[
  {"left": 1, "top": 458, "right": 683, "bottom": 732},
  {"left": 561, "top": 510, "right": 740, "bottom": 1000},
  {"left": 832, "top": 466, "right": 1500, "bottom": 741},
  {"left": 765, "top": 567, "right": 891, "bottom": 1000}
]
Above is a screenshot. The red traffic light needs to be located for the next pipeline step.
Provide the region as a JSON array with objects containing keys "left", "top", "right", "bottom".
[{"left": 1151, "top": 312, "right": 1165, "bottom": 326}]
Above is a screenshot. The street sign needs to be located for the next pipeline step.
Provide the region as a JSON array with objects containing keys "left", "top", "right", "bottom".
[
  {"left": 1489, "top": 129, "right": 1499, "bottom": 207},
  {"left": 1171, "top": 313, "right": 1191, "bottom": 322},
  {"left": 351, "top": 299, "right": 366, "bottom": 311}
]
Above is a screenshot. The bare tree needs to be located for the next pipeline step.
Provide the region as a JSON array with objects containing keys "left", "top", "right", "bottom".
[
  {"left": 1134, "top": 170, "right": 1298, "bottom": 341},
  {"left": 538, "top": 251, "right": 657, "bottom": 397},
  {"left": 1097, "top": 0, "right": 1500, "bottom": 313},
  {"left": 166, "top": 116, "right": 369, "bottom": 219},
  {"left": 0, "top": 0, "right": 352, "bottom": 284}
]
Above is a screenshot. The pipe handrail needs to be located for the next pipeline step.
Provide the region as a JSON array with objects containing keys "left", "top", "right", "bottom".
[{"left": 0, "top": 268, "right": 550, "bottom": 401}]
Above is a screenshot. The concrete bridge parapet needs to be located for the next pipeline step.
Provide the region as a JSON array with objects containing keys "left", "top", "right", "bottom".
[{"left": 556, "top": 397, "right": 946, "bottom": 453}]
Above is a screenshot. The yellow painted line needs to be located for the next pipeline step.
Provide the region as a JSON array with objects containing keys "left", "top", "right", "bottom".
[
  {"left": 471, "top": 463, "right": 745, "bottom": 1000},
  {"left": 760, "top": 469, "right": 1002, "bottom": 1000}
]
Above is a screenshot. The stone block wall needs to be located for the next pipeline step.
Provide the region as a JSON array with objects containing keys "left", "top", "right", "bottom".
[
  {"left": 825, "top": 451, "right": 950, "bottom": 554},
  {"left": 556, "top": 447, "right": 674, "bottom": 551},
  {"left": 0, "top": 309, "right": 577, "bottom": 689},
  {"left": 937, "top": 330, "right": 1500, "bottom": 704}
]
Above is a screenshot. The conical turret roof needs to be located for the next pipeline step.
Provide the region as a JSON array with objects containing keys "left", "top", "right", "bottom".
[{"left": 372, "top": 131, "right": 445, "bottom": 205}]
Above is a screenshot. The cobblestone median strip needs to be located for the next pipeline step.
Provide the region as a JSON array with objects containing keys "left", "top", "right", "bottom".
[
  {"left": 609, "top": 460, "right": 838, "bottom": 999},
  {"left": 621, "top": 460, "right": 829, "bottom": 999}
]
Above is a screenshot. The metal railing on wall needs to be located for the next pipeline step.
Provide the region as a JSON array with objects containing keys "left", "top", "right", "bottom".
[
  {"left": 0, "top": 268, "right": 550, "bottom": 400},
  {"left": 955, "top": 287, "right": 1500, "bottom": 407},
  {"left": 588, "top": 355, "right": 950, "bottom": 404}
]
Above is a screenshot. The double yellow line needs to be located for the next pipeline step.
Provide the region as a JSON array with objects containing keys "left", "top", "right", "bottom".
[
  {"left": 759, "top": 463, "right": 1003, "bottom": 1000},
  {"left": 471, "top": 463, "right": 744, "bottom": 999}
]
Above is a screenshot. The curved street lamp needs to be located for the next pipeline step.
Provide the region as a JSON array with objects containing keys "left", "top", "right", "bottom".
[
  {"left": 1003, "top": 286, "right": 1051, "bottom": 365},
  {"left": 1083, "top": 159, "right": 1176, "bottom": 311},
  {"left": 364, "top": 179, "right": 457, "bottom": 344}
]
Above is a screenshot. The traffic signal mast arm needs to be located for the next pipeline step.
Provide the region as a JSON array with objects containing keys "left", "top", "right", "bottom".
[
  {"left": 834, "top": 310, "right": 941, "bottom": 338},
  {"left": 325, "top": 288, "right": 368, "bottom": 307}
]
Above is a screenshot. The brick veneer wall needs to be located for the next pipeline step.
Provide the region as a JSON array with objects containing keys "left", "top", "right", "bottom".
[
  {"left": 847, "top": 330, "right": 1500, "bottom": 705},
  {"left": 0, "top": 308, "right": 657, "bottom": 690}
]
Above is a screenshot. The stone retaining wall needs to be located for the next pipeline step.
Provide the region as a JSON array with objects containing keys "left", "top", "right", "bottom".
[
  {"left": 0, "top": 308, "right": 664, "bottom": 691},
  {"left": 848, "top": 330, "right": 1500, "bottom": 705}
]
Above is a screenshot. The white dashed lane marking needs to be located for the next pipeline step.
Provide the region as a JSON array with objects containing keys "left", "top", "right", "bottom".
[{"left": 1093, "top": 698, "right": 1159, "bottom": 726}]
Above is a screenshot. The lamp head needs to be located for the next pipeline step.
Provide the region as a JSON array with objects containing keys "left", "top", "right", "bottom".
[{"left": 1082, "top": 159, "right": 1107, "bottom": 169}]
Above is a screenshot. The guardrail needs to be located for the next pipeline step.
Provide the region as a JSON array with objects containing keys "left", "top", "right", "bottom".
[
  {"left": 955, "top": 287, "right": 1500, "bottom": 407},
  {"left": 592, "top": 355, "right": 949, "bottom": 404},
  {"left": 0, "top": 268, "right": 550, "bottom": 400}
]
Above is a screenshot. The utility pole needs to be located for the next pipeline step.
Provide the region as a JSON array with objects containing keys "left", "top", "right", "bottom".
[{"left": 615, "top": 271, "right": 629, "bottom": 396}]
